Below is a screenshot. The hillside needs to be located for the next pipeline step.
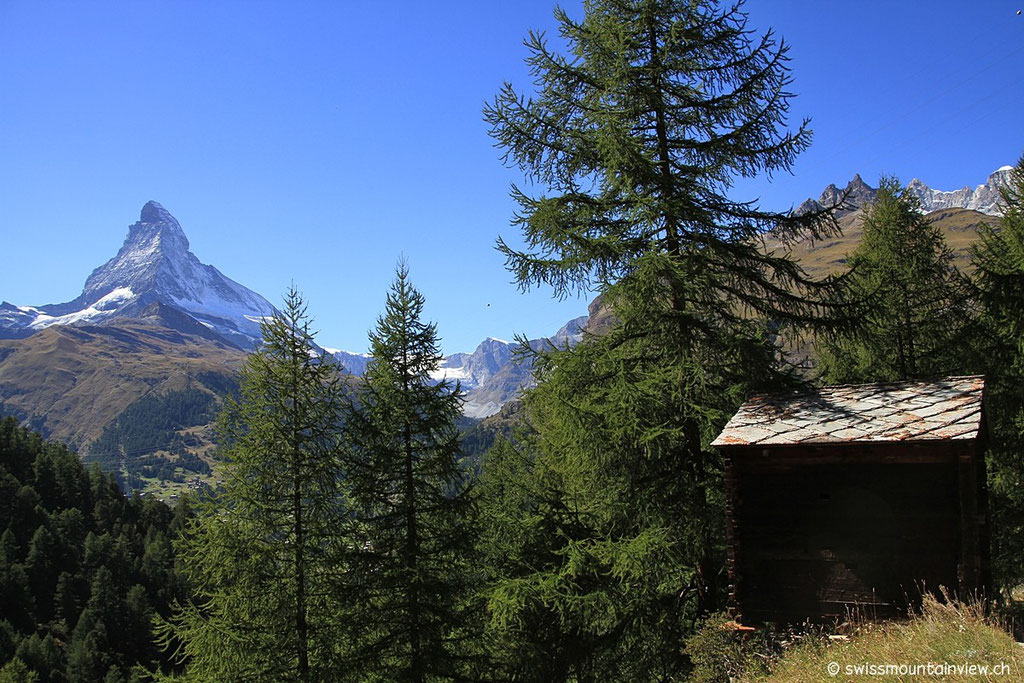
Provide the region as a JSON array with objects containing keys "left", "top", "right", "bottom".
[
  {"left": 0, "top": 417, "right": 189, "bottom": 680},
  {"left": 0, "top": 317, "right": 245, "bottom": 448},
  {"left": 764, "top": 207, "right": 998, "bottom": 279}
]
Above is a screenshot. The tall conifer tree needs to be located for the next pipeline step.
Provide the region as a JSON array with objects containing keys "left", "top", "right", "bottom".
[
  {"left": 479, "top": 0, "right": 843, "bottom": 677},
  {"left": 971, "top": 156, "right": 1024, "bottom": 591},
  {"left": 343, "top": 264, "right": 475, "bottom": 682},
  {"left": 158, "top": 289, "right": 348, "bottom": 682},
  {"left": 818, "top": 177, "right": 975, "bottom": 383}
]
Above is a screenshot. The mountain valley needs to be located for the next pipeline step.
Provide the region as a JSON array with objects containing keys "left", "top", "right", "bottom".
[{"left": 0, "top": 166, "right": 1012, "bottom": 494}]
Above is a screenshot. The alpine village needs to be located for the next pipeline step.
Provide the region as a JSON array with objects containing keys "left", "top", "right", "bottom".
[{"left": 2, "top": 1, "right": 1024, "bottom": 681}]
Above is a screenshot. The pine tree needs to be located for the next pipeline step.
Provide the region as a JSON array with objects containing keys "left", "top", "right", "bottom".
[
  {"left": 971, "top": 156, "right": 1024, "bottom": 592},
  {"left": 480, "top": 0, "right": 843, "bottom": 677},
  {"left": 157, "top": 288, "right": 348, "bottom": 682},
  {"left": 342, "top": 264, "right": 476, "bottom": 681},
  {"left": 0, "top": 657, "right": 38, "bottom": 683},
  {"left": 818, "top": 176, "right": 976, "bottom": 383}
]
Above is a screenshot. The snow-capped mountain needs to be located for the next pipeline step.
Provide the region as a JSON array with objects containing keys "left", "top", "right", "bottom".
[
  {"left": 907, "top": 166, "right": 1014, "bottom": 215},
  {"left": 0, "top": 199, "right": 592, "bottom": 418},
  {"left": 327, "top": 314, "right": 591, "bottom": 419},
  {"left": 430, "top": 337, "right": 514, "bottom": 388},
  {"left": 0, "top": 201, "right": 277, "bottom": 348},
  {"left": 326, "top": 348, "right": 372, "bottom": 376},
  {"left": 796, "top": 166, "right": 1014, "bottom": 217}
]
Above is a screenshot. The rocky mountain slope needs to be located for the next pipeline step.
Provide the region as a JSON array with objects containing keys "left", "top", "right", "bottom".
[
  {"left": 0, "top": 312, "right": 245, "bottom": 447},
  {"left": 330, "top": 315, "right": 589, "bottom": 418},
  {"left": 796, "top": 166, "right": 1013, "bottom": 217},
  {"left": 0, "top": 201, "right": 277, "bottom": 349}
]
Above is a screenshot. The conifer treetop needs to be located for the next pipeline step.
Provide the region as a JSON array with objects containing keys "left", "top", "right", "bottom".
[{"left": 485, "top": 0, "right": 841, "bottom": 327}]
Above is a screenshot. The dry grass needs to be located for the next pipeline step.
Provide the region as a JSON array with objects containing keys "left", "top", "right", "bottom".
[
  {"left": 763, "top": 208, "right": 998, "bottom": 280},
  {"left": 0, "top": 322, "right": 244, "bottom": 446},
  {"left": 749, "top": 594, "right": 1024, "bottom": 682}
]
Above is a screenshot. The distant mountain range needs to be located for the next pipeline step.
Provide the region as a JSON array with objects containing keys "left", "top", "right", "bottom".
[
  {"left": 796, "top": 166, "right": 1014, "bottom": 217},
  {"left": 330, "top": 314, "right": 587, "bottom": 418},
  {"left": 0, "top": 166, "right": 1011, "bottom": 483},
  {"left": 0, "top": 201, "right": 590, "bottom": 451}
]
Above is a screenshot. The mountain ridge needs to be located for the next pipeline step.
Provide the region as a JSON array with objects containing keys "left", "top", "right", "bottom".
[
  {"left": 0, "top": 201, "right": 278, "bottom": 349},
  {"left": 0, "top": 181, "right": 1006, "bottom": 459},
  {"left": 796, "top": 166, "right": 1013, "bottom": 217}
]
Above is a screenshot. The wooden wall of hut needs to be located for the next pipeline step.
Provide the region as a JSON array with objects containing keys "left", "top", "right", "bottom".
[{"left": 725, "top": 441, "right": 987, "bottom": 624}]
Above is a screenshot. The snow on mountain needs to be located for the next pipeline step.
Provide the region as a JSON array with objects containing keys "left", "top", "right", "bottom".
[
  {"left": 329, "top": 349, "right": 372, "bottom": 376},
  {"left": 430, "top": 337, "right": 514, "bottom": 389},
  {"left": 551, "top": 315, "right": 588, "bottom": 346},
  {"left": 430, "top": 316, "right": 589, "bottom": 417},
  {"left": 325, "top": 314, "right": 592, "bottom": 418},
  {"left": 0, "top": 201, "right": 277, "bottom": 348},
  {"left": 906, "top": 166, "right": 1014, "bottom": 216},
  {"left": 797, "top": 166, "right": 1014, "bottom": 217},
  {"left": 26, "top": 287, "right": 135, "bottom": 329}
]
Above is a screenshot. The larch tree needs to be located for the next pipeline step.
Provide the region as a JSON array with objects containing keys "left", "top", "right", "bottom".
[
  {"left": 342, "top": 263, "right": 476, "bottom": 682},
  {"left": 971, "top": 156, "right": 1024, "bottom": 592},
  {"left": 157, "top": 288, "right": 349, "bottom": 682},
  {"left": 817, "top": 176, "right": 976, "bottom": 384},
  {"left": 478, "top": 0, "right": 845, "bottom": 678}
]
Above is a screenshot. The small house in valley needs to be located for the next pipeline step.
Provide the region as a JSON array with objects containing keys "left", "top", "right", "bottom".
[{"left": 712, "top": 376, "right": 989, "bottom": 624}]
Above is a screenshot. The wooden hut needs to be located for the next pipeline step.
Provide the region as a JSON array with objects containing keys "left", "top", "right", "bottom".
[{"left": 712, "top": 376, "right": 989, "bottom": 624}]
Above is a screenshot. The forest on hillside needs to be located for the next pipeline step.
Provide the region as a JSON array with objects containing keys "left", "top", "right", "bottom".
[
  {"left": 0, "top": 417, "right": 190, "bottom": 682},
  {"left": 4, "top": 0, "right": 1024, "bottom": 681}
]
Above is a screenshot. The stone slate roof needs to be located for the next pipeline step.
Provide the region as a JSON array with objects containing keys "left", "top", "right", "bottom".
[{"left": 711, "top": 376, "right": 984, "bottom": 447}]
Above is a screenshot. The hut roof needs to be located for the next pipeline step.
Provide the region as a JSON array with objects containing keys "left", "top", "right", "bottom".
[{"left": 711, "top": 376, "right": 984, "bottom": 447}]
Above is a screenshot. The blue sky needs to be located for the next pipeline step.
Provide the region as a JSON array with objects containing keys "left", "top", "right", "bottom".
[{"left": 1, "top": 1, "right": 1022, "bottom": 355}]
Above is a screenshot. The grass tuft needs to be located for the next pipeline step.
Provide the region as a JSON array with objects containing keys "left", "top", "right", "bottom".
[{"left": 749, "top": 593, "right": 1024, "bottom": 682}]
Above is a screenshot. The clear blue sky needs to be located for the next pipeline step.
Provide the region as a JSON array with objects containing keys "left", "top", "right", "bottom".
[{"left": 1, "top": 1, "right": 1022, "bottom": 355}]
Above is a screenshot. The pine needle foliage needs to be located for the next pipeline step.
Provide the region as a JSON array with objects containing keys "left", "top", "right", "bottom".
[
  {"left": 479, "top": 266, "right": 780, "bottom": 680},
  {"left": 484, "top": 0, "right": 843, "bottom": 322},
  {"left": 156, "top": 288, "right": 349, "bottom": 682},
  {"left": 342, "top": 264, "right": 476, "bottom": 682},
  {"left": 818, "top": 177, "right": 976, "bottom": 383},
  {"left": 971, "top": 156, "right": 1024, "bottom": 592},
  {"left": 480, "top": 0, "right": 847, "bottom": 678}
]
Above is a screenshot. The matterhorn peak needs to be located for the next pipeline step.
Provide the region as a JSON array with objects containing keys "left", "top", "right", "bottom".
[
  {"left": 0, "top": 202, "right": 277, "bottom": 349},
  {"left": 124, "top": 200, "right": 190, "bottom": 254},
  {"left": 140, "top": 200, "right": 177, "bottom": 224}
]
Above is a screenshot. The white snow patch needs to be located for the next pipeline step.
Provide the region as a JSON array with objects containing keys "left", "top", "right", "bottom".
[
  {"left": 485, "top": 336, "right": 510, "bottom": 344},
  {"left": 95, "top": 287, "right": 135, "bottom": 308},
  {"left": 326, "top": 348, "right": 370, "bottom": 358},
  {"left": 429, "top": 365, "right": 473, "bottom": 382},
  {"left": 997, "top": 165, "right": 1014, "bottom": 172},
  {"left": 463, "top": 401, "right": 502, "bottom": 419},
  {"left": 29, "top": 287, "right": 136, "bottom": 329}
]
